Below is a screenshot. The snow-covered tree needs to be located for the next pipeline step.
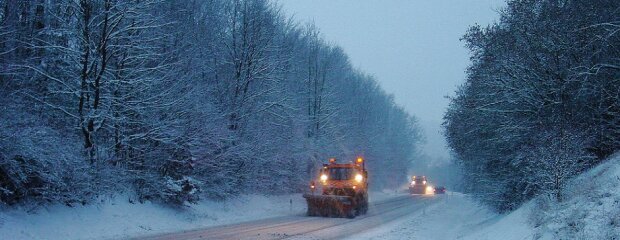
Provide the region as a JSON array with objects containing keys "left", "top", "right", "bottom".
[
  {"left": 0, "top": 0, "right": 423, "bottom": 205},
  {"left": 444, "top": 0, "right": 620, "bottom": 211}
]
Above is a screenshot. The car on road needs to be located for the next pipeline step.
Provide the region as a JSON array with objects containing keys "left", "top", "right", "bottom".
[{"left": 434, "top": 186, "right": 446, "bottom": 194}]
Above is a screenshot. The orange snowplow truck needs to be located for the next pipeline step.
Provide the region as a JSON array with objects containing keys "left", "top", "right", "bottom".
[{"left": 303, "top": 157, "right": 369, "bottom": 218}]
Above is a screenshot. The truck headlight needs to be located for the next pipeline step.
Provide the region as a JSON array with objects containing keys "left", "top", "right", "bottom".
[
  {"left": 355, "top": 173, "right": 363, "bottom": 182},
  {"left": 320, "top": 174, "right": 328, "bottom": 181}
]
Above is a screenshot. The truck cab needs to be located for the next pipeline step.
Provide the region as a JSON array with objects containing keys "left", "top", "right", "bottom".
[{"left": 319, "top": 158, "right": 367, "bottom": 196}]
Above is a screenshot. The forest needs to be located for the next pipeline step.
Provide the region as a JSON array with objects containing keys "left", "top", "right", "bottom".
[
  {"left": 444, "top": 0, "right": 620, "bottom": 212},
  {"left": 0, "top": 0, "right": 422, "bottom": 206}
]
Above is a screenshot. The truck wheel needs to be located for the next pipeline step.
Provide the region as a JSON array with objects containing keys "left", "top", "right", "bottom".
[
  {"left": 307, "top": 205, "right": 316, "bottom": 216},
  {"left": 355, "top": 194, "right": 366, "bottom": 216},
  {"left": 362, "top": 200, "right": 368, "bottom": 214},
  {"left": 360, "top": 192, "right": 368, "bottom": 215}
]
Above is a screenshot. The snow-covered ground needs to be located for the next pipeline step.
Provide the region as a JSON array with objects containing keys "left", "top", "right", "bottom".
[
  {"left": 0, "top": 194, "right": 307, "bottom": 240},
  {"left": 0, "top": 190, "right": 402, "bottom": 240},
  {"left": 352, "top": 153, "right": 620, "bottom": 240},
  {"left": 2, "top": 153, "right": 618, "bottom": 240},
  {"left": 347, "top": 192, "right": 535, "bottom": 240},
  {"left": 529, "top": 153, "right": 620, "bottom": 239}
]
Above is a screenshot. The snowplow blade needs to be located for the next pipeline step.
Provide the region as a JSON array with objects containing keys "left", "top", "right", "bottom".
[{"left": 303, "top": 194, "right": 354, "bottom": 218}]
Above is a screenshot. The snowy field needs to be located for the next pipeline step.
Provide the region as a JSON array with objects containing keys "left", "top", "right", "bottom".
[
  {"left": 0, "top": 194, "right": 307, "bottom": 240},
  {"left": 529, "top": 153, "right": 620, "bottom": 239},
  {"left": 347, "top": 192, "right": 535, "bottom": 240},
  {"left": 0, "top": 191, "right": 402, "bottom": 240},
  {"left": 351, "top": 154, "right": 620, "bottom": 240},
  {"left": 0, "top": 189, "right": 532, "bottom": 240},
  {"left": 3, "top": 152, "right": 618, "bottom": 240}
]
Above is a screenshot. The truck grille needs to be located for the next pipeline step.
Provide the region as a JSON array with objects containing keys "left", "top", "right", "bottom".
[{"left": 325, "top": 187, "right": 355, "bottom": 196}]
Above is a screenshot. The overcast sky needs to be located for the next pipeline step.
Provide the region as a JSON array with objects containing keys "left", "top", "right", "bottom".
[{"left": 279, "top": 0, "right": 505, "bottom": 162}]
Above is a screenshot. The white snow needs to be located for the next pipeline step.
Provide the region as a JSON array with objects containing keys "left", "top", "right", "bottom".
[
  {"left": 347, "top": 192, "right": 535, "bottom": 240},
  {"left": 0, "top": 190, "right": 402, "bottom": 240},
  {"left": 0, "top": 194, "right": 306, "bottom": 240},
  {"left": 528, "top": 153, "right": 620, "bottom": 239},
  {"left": 3, "top": 153, "right": 618, "bottom": 240},
  {"left": 460, "top": 200, "right": 535, "bottom": 240},
  {"left": 349, "top": 153, "right": 620, "bottom": 240}
]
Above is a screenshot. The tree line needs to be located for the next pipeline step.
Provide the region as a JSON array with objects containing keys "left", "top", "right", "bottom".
[
  {"left": 444, "top": 0, "right": 620, "bottom": 212},
  {"left": 0, "top": 0, "right": 421, "bottom": 206}
]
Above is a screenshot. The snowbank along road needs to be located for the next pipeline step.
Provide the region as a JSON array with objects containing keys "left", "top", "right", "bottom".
[{"left": 135, "top": 194, "right": 440, "bottom": 240}]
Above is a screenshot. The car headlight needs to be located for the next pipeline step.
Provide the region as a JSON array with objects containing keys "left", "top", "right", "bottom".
[
  {"left": 355, "top": 174, "right": 363, "bottom": 182},
  {"left": 426, "top": 186, "right": 434, "bottom": 194},
  {"left": 423, "top": 180, "right": 427, "bottom": 184}
]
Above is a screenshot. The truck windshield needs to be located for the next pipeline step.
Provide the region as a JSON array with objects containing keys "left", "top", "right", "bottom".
[{"left": 327, "top": 168, "right": 354, "bottom": 180}]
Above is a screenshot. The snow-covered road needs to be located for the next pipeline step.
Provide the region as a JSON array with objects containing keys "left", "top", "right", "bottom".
[{"left": 135, "top": 194, "right": 441, "bottom": 240}]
